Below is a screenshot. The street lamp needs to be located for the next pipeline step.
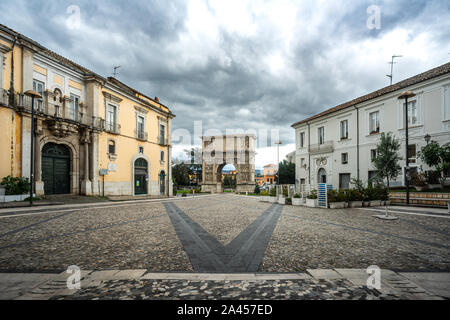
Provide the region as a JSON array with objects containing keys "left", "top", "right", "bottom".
[
  {"left": 424, "top": 134, "right": 431, "bottom": 145},
  {"left": 24, "top": 90, "right": 42, "bottom": 207},
  {"left": 398, "top": 91, "right": 416, "bottom": 206},
  {"left": 275, "top": 140, "right": 282, "bottom": 199}
]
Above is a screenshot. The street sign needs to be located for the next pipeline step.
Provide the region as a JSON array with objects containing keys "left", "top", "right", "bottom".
[{"left": 99, "top": 169, "right": 108, "bottom": 176}]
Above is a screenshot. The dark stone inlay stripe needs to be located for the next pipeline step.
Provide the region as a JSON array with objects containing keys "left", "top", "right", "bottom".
[{"left": 164, "top": 202, "right": 283, "bottom": 272}]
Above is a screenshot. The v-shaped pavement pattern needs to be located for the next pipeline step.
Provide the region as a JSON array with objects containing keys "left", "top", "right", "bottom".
[{"left": 164, "top": 202, "right": 283, "bottom": 273}]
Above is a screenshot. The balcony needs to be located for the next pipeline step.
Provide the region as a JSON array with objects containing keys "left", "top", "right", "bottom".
[
  {"left": 308, "top": 141, "right": 334, "bottom": 154},
  {"left": 135, "top": 129, "right": 148, "bottom": 141},
  {"left": 105, "top": 122, "right": 121, "bottom": 134},
  {"left": 158, "top": 135, "right": 168, "bottom": 146},
  {"left": 14, "top": 93, "right": 104, "bottom": 130}
]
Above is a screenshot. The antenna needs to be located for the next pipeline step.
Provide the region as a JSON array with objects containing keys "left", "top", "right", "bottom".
[
  {"left": 386, "top": 55, "right": 402, "bottom": 85},
  {"left": 113, "top": 66, "right": 121, "bottom": 78}
]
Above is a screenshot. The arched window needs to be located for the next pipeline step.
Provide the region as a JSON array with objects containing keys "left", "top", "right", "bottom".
[{"left": 108, "top": 140, "right": 116, "bottom": 154}]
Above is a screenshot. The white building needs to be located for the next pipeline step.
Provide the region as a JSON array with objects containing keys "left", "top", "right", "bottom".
[{"left": 292, "top": 62, "right": 450, "bottom": 190}]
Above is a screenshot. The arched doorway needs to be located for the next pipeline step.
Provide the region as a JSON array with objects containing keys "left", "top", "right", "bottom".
[
  {"left": 159, "top": 170, "right": 166, "bottom": 195},
  {"left": 42, "top": 143, "right": 71, "bottom": 195},
  {"left": 134, "top": 158, "right": 148, "bottom": 195},
  {"left": 218, "top": 163, "right": 237, "bottom": 191},
  {"left": 318, "top": 168, "right": 327, "bottom": 184}
]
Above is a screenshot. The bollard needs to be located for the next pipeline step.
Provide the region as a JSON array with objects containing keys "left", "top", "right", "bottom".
[
  {"left": 193, "top": 190, "right": 195, "bottom": 197},
  {"left": 246, "top": 191, "right": 248, "bottom": 196}
]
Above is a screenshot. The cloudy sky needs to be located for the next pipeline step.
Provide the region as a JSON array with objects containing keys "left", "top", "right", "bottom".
[{"left": 1, "top": 0, "right": 449, "bottom": 167}]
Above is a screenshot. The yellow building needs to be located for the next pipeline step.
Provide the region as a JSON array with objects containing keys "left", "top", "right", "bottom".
[{"left": 0, "top": 24, "right": 175, "bottom": 197}]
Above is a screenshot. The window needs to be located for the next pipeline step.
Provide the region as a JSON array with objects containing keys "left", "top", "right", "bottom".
[
  {"left": 370, "top": 149, "right": 377, "bottom": 161},
  {"left": 107, "top": 104, "right": 117, "bottom": 130},
  {"left": 159, "top": 124, "right": 165, "bottom": 144},
  {"left": 137, "top": 116, "right": 144, "bottom": 133},
  {"left": 444, "top": 86, "right": 450, "bottom": 120},
  {"left": 340, "top": 120, "right": 348, "bottom": 140},
  {"left": 300, "top": 158, "right": 305, "bottom": 168},
  {"left": 108, "top": 140, "right": 116, "bottom": 154},
  {"left": 139, "top": 146, "right": 144, "bottom": 154},
  {"left": 318, "top": 127, "right": 325, "bottom": 145},
  {"left": 369, "top": 111, "right": 380, "bottom": 134},
  {"left": 368, "top": 170, "right": 379, "bottom": 186},
  {"left": 339, "top": 173, "right": 351, "bottom": 189},
  {"left": 341, "top": 153, "right": 348, "bottom": 164},
  {"left": 300, "top": 179, "right": 305, "bottom": 185},
  {"left": 33, "top": 79, "right": 45, "bottom": 111},
  {"left": 300, "top": 132, "right": 305, "bottom": 148},
  {"left": 408, "top": 144, "right": 416, "bottom": 164},
  {"left": 70, "top": 94, "right": 80, "bottom": 121},
  {"left": 160, "top": 151, "right": 165, "bottom": 162},
  {"left": 404, "top": 100, "right": 418, "bottom": 126}
]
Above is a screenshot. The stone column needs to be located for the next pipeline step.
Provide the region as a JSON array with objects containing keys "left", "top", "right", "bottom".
[
  {"left": 34, "top": 120, "right": 45, "bottom": 196},
  {"left": 80, "top": 130, "right": 92, "bottom": 195}
]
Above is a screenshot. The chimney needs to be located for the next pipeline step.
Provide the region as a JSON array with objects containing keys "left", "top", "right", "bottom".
[{"left": 155, "top": 97, "right": 159, "bottom": 102}]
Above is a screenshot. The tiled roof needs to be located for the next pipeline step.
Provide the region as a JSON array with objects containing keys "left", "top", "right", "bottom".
[{"left": 291, "top": 62, "right": 450, "bottom": 127}]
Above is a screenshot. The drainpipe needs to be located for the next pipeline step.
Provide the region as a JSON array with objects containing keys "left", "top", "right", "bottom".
[
  {"left": 9, "top": 36, "right": 18, "bottom": 106},
  {"left": 307, "top": 122, "right": 311, "bottom": 185},
  {"left": 354, "top": 106, "right": 360, "bottom": 181}
]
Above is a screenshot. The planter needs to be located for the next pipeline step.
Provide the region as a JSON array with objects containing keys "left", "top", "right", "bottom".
[
  {"left": 329, "top": 201, "right": 345, "bottom": 209},
  {"left": 370, "top": 200, "right": 382, "bottom": 207},
  {"left": 0, "top": 185, "right": 5, "bottom": 196},
  {"left": 383, "top": 200, "right": 391, "bottom": 206},
  {"left": 269, "top": 196, "right": 277, "bottom": 203},
  {"left": 306, "top": 198, "right": 317, "bottom": 207},
  {"left": 348, "top": 201, "right": 363, "bottom": 208},
  {"left": 363, "top": 201, "right": 370, "bottom": 207},
  {"left": 344, "top": 202, "right": 349, "bottom": 208},
  {"left": 414, "top": 186, "right": 427, "bottom": 191},
  {"left": 292, "top": 198, "right": 303, "bottom": 206},
  {"left": 278, "top": 197, "right": 285, "bottom": 205},
  {"left": 1, "top": 193, "right": 35, "bottom": 203}
]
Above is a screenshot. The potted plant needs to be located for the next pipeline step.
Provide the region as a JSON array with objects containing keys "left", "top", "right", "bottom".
[
  {"left": 328, "top": 189, "right": 345, "bottom": 209},
  {"left": 347, "top": 189, "right": 363, "bottom": 208},
  {"left": 260, "top": 190, "right": 269, "bottom": 202},
  {"left": 306, "top": 190, "right": 317, "bottom": 207},
  {"left": 292, "top": 193, "right": 303, "bottom": 206},
  {"left": 0, "top": 176, "right": 31, "bottom": 202},
  {"left": 286, "top": 197, "right": 292, "bottom": 205}
]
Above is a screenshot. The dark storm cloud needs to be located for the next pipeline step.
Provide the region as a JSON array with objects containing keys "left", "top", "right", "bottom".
[{"left": 1, "top": 0, "right": 449, "bottom": 149}]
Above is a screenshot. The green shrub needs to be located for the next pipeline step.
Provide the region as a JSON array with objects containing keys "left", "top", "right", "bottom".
[
  {"left": 254, "top": 185, "right": 261, "bottom": 194},
  {"left": 293, "top": 193, "right": 301, "bottom": 199},
  {"left": 260, "top": 190, "right": 269, "bottom": 196},
  {"left": 286, "top": 198, "right": 292, "bottom": 205},
  {"left": 282, "top": 187, "right": 288, "bottom": 197},
  {"left": 327, "top": 190, "right": 338, "bottom": 203},
  {"left": 307, "top": 190, "right": 317, "bottom": 199},
  {"left": 337, "top": 189, "right": 347, "bottom": 202},
  {"left": 346, "top": 189, "right": 364, "bottom": 201},
  {"left": 269, "top": 187, "right": 276, "bottom": 197},
  {"left": 1, "top": 176, "right": 30, "bottom": 195}
]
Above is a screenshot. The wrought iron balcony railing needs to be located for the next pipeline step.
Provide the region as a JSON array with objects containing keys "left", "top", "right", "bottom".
[
  {"left": 105, "top": 121, "right": 121, "bottom": 134},
  {"left": 13, "top": 92, "right": 104, "bottom": 130},
  {"left": 158, "top": 135, "right": 168, "bottom": 145},
  {"left": 308, "top": 141, "right": 334, "bottom": 154},
  {"left": 135, "top": 130, "right": 148, "bottom": 141}
]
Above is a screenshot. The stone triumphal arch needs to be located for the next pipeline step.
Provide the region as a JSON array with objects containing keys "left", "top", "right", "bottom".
[{"left": 201, "top": 134, "right": 256, "bottom": 193}]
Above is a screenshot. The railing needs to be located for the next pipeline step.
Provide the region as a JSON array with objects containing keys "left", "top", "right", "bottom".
[
  {"left": 158, "top": 135, "right": 168, "bottom": 145},
  {"left": 105, "top": 121, "right": 121, "bottom": 134},
  {"left": 14, "top": 93, "right": 104, "bottom": 130},
  {"left": 308, "top": 141, "right": 334, "bottom": 154},
  {"left": 135, "top": 130, "right": 148, "bottom": 141}
]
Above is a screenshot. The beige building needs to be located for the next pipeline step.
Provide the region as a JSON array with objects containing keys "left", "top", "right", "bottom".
[{"left": 0, "top": 24, "right": 175, "bottom": 197}]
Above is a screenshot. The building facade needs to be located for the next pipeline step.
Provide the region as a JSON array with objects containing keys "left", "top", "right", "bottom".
[
  {"left": 292, "top": 62, "right": 450, "bottom": 190},
  {"left": 0, "top": 24, "right": 174, "bottom": 197},
  {"left": 263, "top": 164, "right": 278, "bottom": 184}
]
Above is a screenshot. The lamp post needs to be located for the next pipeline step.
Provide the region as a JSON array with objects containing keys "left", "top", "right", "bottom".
[
  {"left": 275, "top": 140, "right": 282, "bottom": 199},
  {"left": 398, "top": 91, "right": 416, "bottom": 206},
  {"left": 24, "top": 90, "right": 42, "bottom": 207},
  {"left": 424, "top": 134, "right": 431, "bottom": 145}
]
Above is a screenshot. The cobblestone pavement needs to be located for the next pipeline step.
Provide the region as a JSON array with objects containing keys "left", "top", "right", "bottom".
[{"left": 0, "top": 195, "right": 449, "bottom": 276}]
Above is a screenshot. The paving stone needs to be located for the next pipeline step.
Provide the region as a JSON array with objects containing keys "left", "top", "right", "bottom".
[{"left": 307, "top": 269, "right": 344, "bottom": 279}]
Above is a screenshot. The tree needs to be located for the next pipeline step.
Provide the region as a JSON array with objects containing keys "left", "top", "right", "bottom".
[
  {"left": 418, "top": 141, "right": 450, "bottom": 189},
  {"left": 172, "top": 163, "right": 190, "bottom": 186},
  {"left": 276, "top": 160, "right": 295, "bottom": 184},
  {"left": 372, "top": 132, "right": 402, "bottom": 190}
]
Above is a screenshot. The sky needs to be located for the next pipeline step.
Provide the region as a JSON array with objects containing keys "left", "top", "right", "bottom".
[{"left": 1, "top": 0, "right": 449, "bottom": 168}]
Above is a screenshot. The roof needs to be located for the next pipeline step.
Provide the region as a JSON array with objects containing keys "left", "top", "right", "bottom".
[
  {"left": 0, "top": 23, "right": 173, "bottom": 114},
  {"left": 291, "top": 62, "right": 450, "bottom": 128}
]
